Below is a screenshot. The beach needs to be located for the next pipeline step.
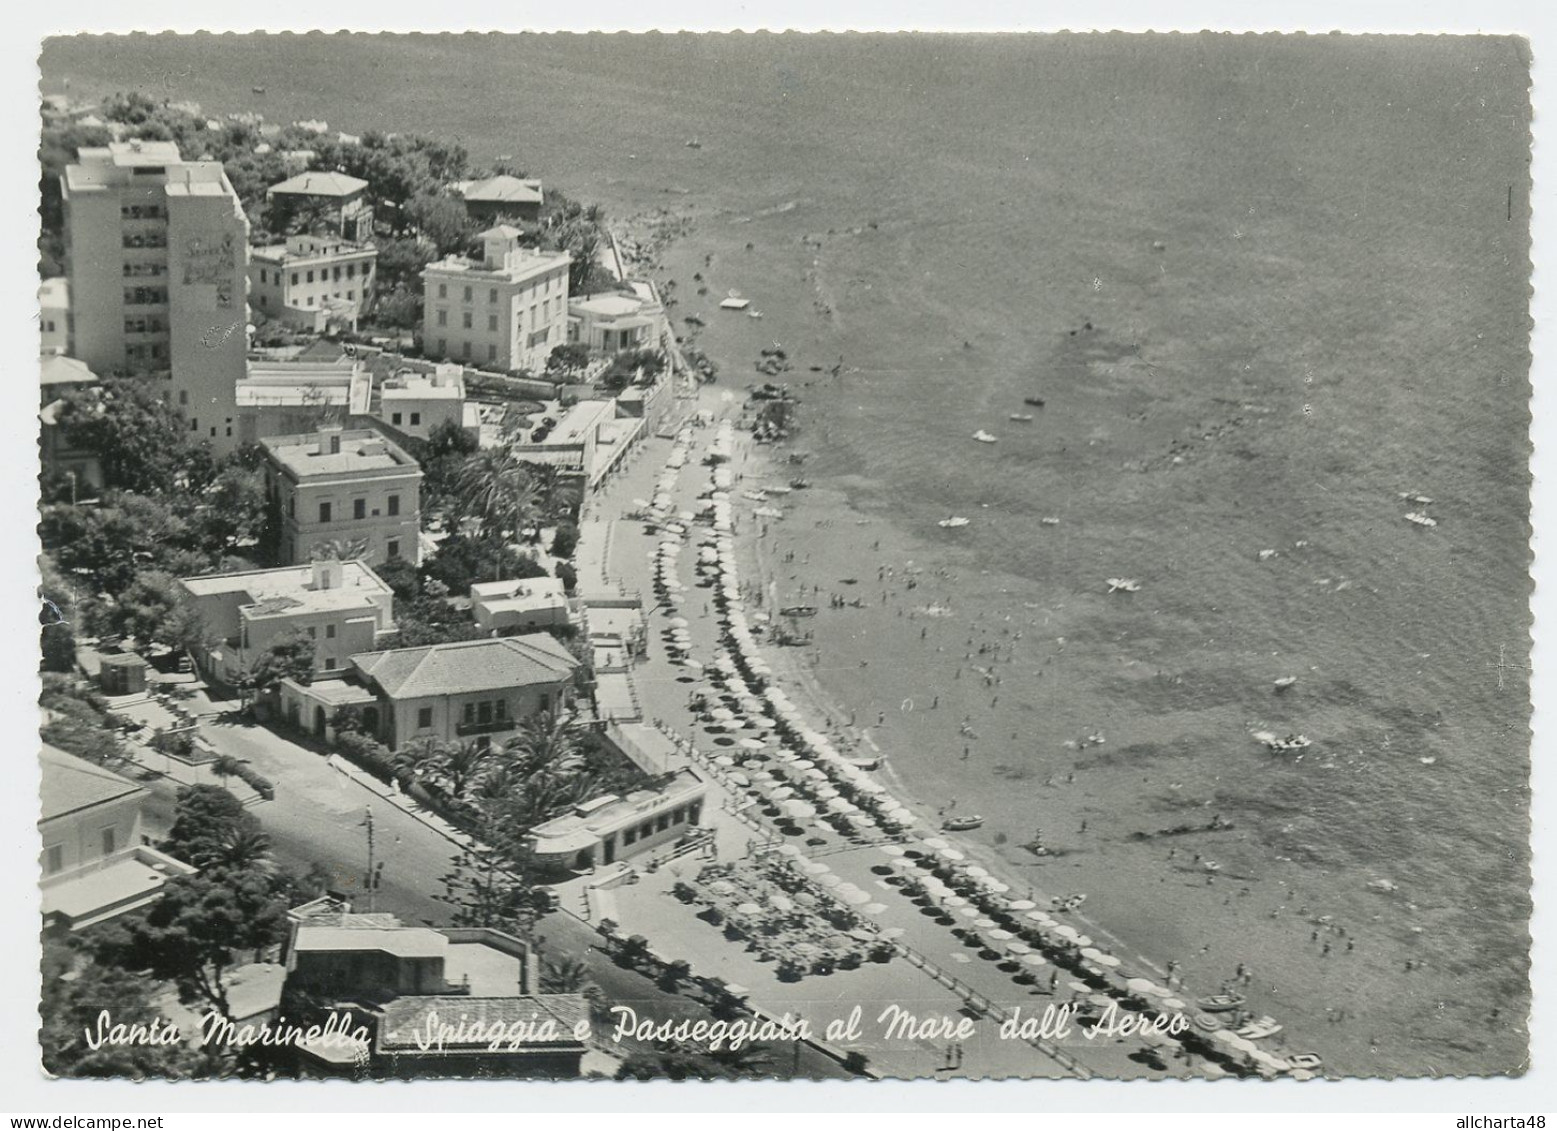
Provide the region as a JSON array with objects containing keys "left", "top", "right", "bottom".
[{"left": 40, "top": 32, "right": 1534, "bottom": 1076}]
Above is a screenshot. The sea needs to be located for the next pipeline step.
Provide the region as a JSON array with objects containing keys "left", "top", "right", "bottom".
[{"left": 38, "top": 32, "right": 1534, "bottom": 1076}]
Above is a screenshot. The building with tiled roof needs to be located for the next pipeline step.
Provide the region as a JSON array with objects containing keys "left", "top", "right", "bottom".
[
  {"left": 39, "top": 746, "right": 196, "bottom": 931},
  {"left": 453, "top": 175, "right": 544, "bottom": 224},
  {"left": 278, "top": 632, "right": 580, "bottom": 750},
  {"left": 266, "top": 170, "right": 373, "bottom": 241}
]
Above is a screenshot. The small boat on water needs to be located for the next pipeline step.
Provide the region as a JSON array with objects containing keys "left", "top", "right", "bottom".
[
  {"left": 1197, "top": 993, "right": 1247, "bottom": 1013},
  {"left": 1106, "top": 577, "right": 1142, "bottom": 593},
  {"left": 938, "top": 516, "right": 970, "bottom": 529},
  {"left": 789, "top": 478, "right": 811, "bottom": 489},
  {"left": 973, "top": 430, "right": 998, "bottom": 444},
  {"left": 942, "top": 815, "right": 985, "bottom": 832},
  {"left": 1040, "top": 516, "right": 1061, "bottom": 526},
  {"left": 779, "top": 605, "right": 817, "bottom": 618},
  {"left": 251, "top": 86, "right": 266, "bottom": 95},
  {"left": 686, "top": 137, "right": 702, "bottom": 149},
  {"left": 1024, "top": 396, "right": 1047, "bottom": 407},
  {"left": 1009, "top": 413, "right": 1034, "bottom": 422},
  {"left": 748, "top": 310, "right": 764, "bottom": 319},
  {"left": 1260, "top": 733, "right": 1312, "bottom": 752},
  {"left": 1405, "top": 511, "right": 1437, "bottom": 527},
  {"left": 719, "top": 291, "right": 751, "bottom": 311},
  {"left": 1273, "top": 676, "right": 1298, "bottom": 691}
]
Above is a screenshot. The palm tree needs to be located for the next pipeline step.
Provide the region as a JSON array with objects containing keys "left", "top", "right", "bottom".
[
  {"left": 439, "top": 740, "right": 494, "bottom": 801},
  {"left": 216, "top": 826, "right": 274, "bottom": 874},
  {"left": 455, "top": 449, "right": 541, "bottom": 542},
  {"left": 309, "top": 537, "right": 371, "bottom": 563}
]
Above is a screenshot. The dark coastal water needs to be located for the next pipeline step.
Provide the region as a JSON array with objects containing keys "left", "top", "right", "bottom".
[{"left": 39, "top": 33, "right": 1534, "bottom": 1075}]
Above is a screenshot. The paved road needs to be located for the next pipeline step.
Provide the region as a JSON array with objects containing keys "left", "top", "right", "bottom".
[{"left": 193, "top": 712, "right": 461, "bottom": 926}]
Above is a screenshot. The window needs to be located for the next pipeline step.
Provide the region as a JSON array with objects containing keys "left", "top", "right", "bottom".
[
  {"left": 387, "top": 494, "right": 400, "bottom": 516},
  {"left": 623, "top": 827, "right": 636, "bottom": 846},
  {"left": 353, "top": 498, "right": 366, "bottom": 520},
  {"left": 44, "top": 845, "right": 63, "bottom": 875},
  {"left": 437, "top": 338, "right": 447, "bottom": 355},
  {"left": 387, "top": 539, "right": 400, "bottom": 560},
  {"left": 494, "top": 699, "right": 508, "bottom": 719},
  {"left": 463, "top": 286, "right": 473, "bottom": 302},
  {"left": 323, "top": 657, "right": 337, "bottom": 670},
  {"left": 333, "top": 266, "right": 342, "bottom": 281},
  {"left": 487, "top": 344, "right": 497, "bottom": 362},
  {"left": 489, "top": 288, "right": 498, "bottom": 303},
  {"left": 461, "top": 341, "right": 471, "bottom": 359},
  {"left": 306, "top": 269, "right": 315, "bottom": 283},
  {"left": 410, "top": 413, "right": 421, "bottom": 426},
  {"left": 436, "top": 310, "right": 447, "bottom": 327},
  {"left": 463, "top": 703, "right": 476, "bottom": 726},
  {"left": 319, "top": 502, "right": 332, "bottom": 523},
  {"left": 306, "top": 626, "right": 317, "bottom": 639},
  {"left": 258, "top": 269, "right": 267, "bottom": 284},
  {"left": 178, "top": 390, "right": 189, "bottom": 406},
  {"left": 477, "top": 701, "right": 493, "bottom": 725},
  {"left": 462, "top": 312, "right": 472, "bottom": 330},
  {"left": 325, "top": 624, "right": 337, "bottom": 639},
  {"left": 291, "top": 272, "right": 300, "bottom": 286},
  {"left": 347, "top": 290, "right": 354, "bottom": 300},
  {"left": 417, "top": 707, "right": 433, "bottom": 729},
  {"left": 288, "top": 497, "right": 296, "bottom": 517},
  {"left": 488, "top": 314, "right": 498, "bottom": 331},
  {"left": 101, "top": 826, "right": 118, "bottom": 856},
  {"left": 347, "top": 264, "right": 356, "bottom": 279},
  {"left": 656, "top": 813, "right": 671, "bottom": 832},
  {"left": 391, "top": 412, "right": 402, "bottom": 425},
  {"left": 437, "top": 283, "right": 447, "bottom": 299}
]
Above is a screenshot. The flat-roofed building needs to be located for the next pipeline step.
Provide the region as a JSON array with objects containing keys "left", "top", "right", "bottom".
[
  {"left": 282, "top": 909, "right": 586, "bottom": 1079},
  {"left": 566, "top": 283, "right": 666, "bottom": 355},
  {"left": 179, "top": 558, "right": 395, "bottom": 686},
  {"left": 250, "top": 234, "right": 377, "bottom": 331},
  {"left": 266, "top": 170, "right": 373, "bottom": 241},
  {"left": 61, "top": 139, "right": 249, "bottom": 452},
  {"left": 422, "top": 227, "right": 570, "bottom": 373},
  {"left": 261, "top": 426, "right": 423, "bottom": 567},
  {"left": 527, "top": 766, "right": 707, "bottom": 875},
  {"left": 39, "top": 745, "right": 197, "bottom": 932},
  {"left": 377, "top": 363, "right": 467, "bottom": 441},
  {"left": 39, "top": 277, "right": 69, "bottom": 355},
  {"left": 236, "top": 358, "right": 373, "bottom": 444},
  {"left": 470, "top": 575, "right": 570, "bottom": 634},
  {"left": 511, "top": 398, "right": 635, "bottom": 488}
]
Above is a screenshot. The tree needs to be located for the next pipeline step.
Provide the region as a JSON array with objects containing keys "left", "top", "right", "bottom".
[
  {"left": 190, "top": 465, "right": 269, "bottom": 558},
  {"left": 455, "top": 448, "right": 544, "bottom": 542},
  {"left": 52, "top": 377, "right": 205, "bottom": 496},
  {"left": 39, "top": 940, "right": 209, "bottom": 1079},
  {"left": 421, "top": 532, "right": 546, "bottom": 595},
  {"left": 164, "top": 784, "right": 263, "bottom": 870},
  {"left": 405, "top": 192, "right": 476, "bottom": 256},
  {"left": 107, "top": 570, "right": 207, "bottom": 652},
  {"left": 547, "top": 342, "right": 591, "bottom": 376},
  {"left": 41, "top": 492, "right": 195, "bottom": 597},
  {"left": 600, "top": 348, "right": 664, "bottom": 393},
  {"left": 93, "top": 870, "right": 287, "bottom": 1021},
  {"left": 372, "top": 556, "right": 423, "bottom": 603},
  {"left": 246, "top": 629, "right": 315, "bottom": 696}
]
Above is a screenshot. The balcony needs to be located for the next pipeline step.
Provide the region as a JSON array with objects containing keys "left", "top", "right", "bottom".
[{"left": 455, "top": 717, "right": 517, "bottom": 737}]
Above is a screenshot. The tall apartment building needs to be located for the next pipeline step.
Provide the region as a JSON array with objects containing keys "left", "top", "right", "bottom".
[
  {"left": 261, "top": 426, "right": 423, "bottom": 567},
  {"left": 61, "top": 140, "right": 249, "bottom": 453},
  {"left": 422, "top": 227, "right": 570, "bottom": 373}
]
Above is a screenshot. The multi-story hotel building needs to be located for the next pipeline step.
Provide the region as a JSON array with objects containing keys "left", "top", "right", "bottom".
[
  {"left": 249, "top": 234, "right": 378, "bottom": 331},
  {"left": 261, "top": 425, "right": 423, "bottom": 567},
  {"left": 421, "top": 227, "right": 570, "bottom": 373},
  {"left": 61, "top": 140, "right": 250, "bottom": 452}
]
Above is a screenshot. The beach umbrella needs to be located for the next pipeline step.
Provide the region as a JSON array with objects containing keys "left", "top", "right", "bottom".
[
  {"left": 803, "top": 860, "right": 830, "bottom": 875},
  {"left": 840, "top": 889, "right": 870, "bottom": 906},
  {"left": 784, "top": 799, "right": 817, "bottom": 819},
  {"left": 878, "top": 844, "right": 908, "bottom": 857},
  {"left": 938, "top": 848, "right": 966, "bottom": 862},
  {"left": 987, "top": 929, "right": 1015, "bottom": 941},
  {"left": 632, "top": 498, "right": 651, "bottom": 509},
  {"left": 1025, "top": 910, "right": 1057, "bottom": 926},
  {"left": 777, "top": 843, "right": 802, "bottom": 857},
  {"left": 922, "top": 837, "right": 950, "bottom": 851},
  {"left": 964, "top": 865, "right": 990, "bottom": 879},
  {"left": 942, "top": 895, "right": 967, "bottom": 909},
  {"left": 983, "top": 880, "right": 1011, "bottom": 894},
  {"left": 973, "top": 917, "right": 999, "bottom": 930},
  {"left": 1126, "top": 978, "right": 1160, "bottom": 996},
  {"left": 713, "top": 755, "right": 736, "bottom": 767},
  {"left": 816, "top": 873, "right": 842, "bottom": 888},
  {"left": 770, "top": 895, "right": 795, "bottom": 913},
  {"left": 709, "top": 707, "right": 736, "bottom": 723},
  {"left": 666, "top": 616, "right": 690, "bottom": 628},
  {"left": 709, "top": 880, "right": 736, "bottom": 894},
  {"left": 1007, "top": 899, "right": 1037, "bottom": 911},
  {"left": 957, "top": 906, "right": 982, "bottom": 919},
  {"left": 682, "top": 659, "right": 704, "bottom": 672},
  {"left": 863, "top": 902, "right": 888, "bottom": 915},
  {"left": 1160, "top": 998, "right": 1186, "bottom": 1011},
  {"left": 769, "top": 786, "right": 795, "bottom": 800},
  {"left": 1021, "top": 953, "right": 1049, "bottom": 968},
  {"left": 1074, "top": 935, "right": 1095, "bottom": 948},
  {"left": 739, "top": 737, "right": 766, "bottom": 750},
  {"left": 1052, "top": 926, "right": 1082, "bottom": 943},
  {"left": 881, "top": 928, "right": 906, "bottom": 940},
  {"left": 736, "top": 902, "right": 762, "bottom": 915}
]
